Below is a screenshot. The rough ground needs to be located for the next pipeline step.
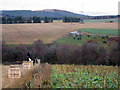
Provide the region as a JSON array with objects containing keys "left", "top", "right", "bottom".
[{"left": 2, "top": 64, "right": 52, "bottom": 88}]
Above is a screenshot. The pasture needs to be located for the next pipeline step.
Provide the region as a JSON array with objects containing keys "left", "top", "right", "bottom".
[
  {"left": 2, "top": 22, "right": 118, "bottom": 44},
  {"left": 55, "top": 35, "right": 104, "bottom": 45},
  {"left": 84, "top": 18, "right": 118, "bottom": 23},
  {"left": 55, "top": 28, "right": 118, "bottom": 46},
  {"left": 79, "top": 28, "right": 118, "bottom": 36}
]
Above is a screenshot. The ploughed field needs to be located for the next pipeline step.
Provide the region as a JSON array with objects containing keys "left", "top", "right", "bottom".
[{"left": 2, "top": 22, "right": 118, "bottom": 44}]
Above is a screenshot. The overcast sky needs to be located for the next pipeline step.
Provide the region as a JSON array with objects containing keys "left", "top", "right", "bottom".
[{"left": 0, "top": 0, "right": 119, "bottom": 16}]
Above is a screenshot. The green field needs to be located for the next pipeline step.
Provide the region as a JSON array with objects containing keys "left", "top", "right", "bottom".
[
  {"left": 79, "top": 28, "right": 118, "bottom": 36},
  {"left": 55, "top": 28, "right": 118, "bottom": 45},
  {"left": 84, "top": 18, "right": 118, "bottom": 23},
  {"left": 51, "top": 65, "right": 119, "bottom": 88},
  {"left": 56, "top": 34, "right": 109, "bottom": 46},
  {"left": 56, "top": 35, "right": 104, "bottom": 45}
]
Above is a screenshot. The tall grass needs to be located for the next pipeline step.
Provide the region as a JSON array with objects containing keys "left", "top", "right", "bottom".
[{"left": 2, "top": 64, "right": 40, "bottom": 88}]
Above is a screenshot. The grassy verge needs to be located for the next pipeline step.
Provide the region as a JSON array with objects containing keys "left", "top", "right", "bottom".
[{"left": 5, "top": 44, "right": 32, "bottom": 46}]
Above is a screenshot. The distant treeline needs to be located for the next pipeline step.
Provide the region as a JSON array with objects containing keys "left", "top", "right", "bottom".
[
  {"left": 2, "top": 40, "right": 120, "bottom": 66},
  {"left": 1, "top": 16, "right": 53, "bottom": 24},
  {"left": 84, "top": 15, "right": 119, "bottom": 20},
  {"left": 63, "top": 16, "right": 83, "bottom": 23},
  {"left": 1, "top": 15, "right": 119, "bottom": 24},
  {"left": 1, "top": 16, "right": 84, "bottom": 24}
]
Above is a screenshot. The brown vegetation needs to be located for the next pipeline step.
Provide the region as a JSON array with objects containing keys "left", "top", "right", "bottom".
[
  {"left": 2, "top": 40, "right": 120, "bottom": 66},
  {"left": 2, "top": 64, "right": 41, "bottom": 88},
  {"left": 33, "top": 63, "right": 52, "bottom": 88}
]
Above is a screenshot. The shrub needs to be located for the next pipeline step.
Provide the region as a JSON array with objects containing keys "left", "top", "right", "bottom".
[
  {"left": 109, "top": 43, "right": 120, "bottom": 66},
  {"left": 56, "top": 44, "right": 77, "bottom": 64},
  {"left": 43, "top": 44, "right": 57, "bottom": 63},
  {"left": 2, "top": 40, "right": 119, "bottom": 66},
  {"left": 31, "top": 40, "right": 47, "bottom": 61}
]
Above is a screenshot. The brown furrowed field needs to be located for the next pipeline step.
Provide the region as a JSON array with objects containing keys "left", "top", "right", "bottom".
[{"left": 2, "top": 22, "right": 118, "bottom": 44}]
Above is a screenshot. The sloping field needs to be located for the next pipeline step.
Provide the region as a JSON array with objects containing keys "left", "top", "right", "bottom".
[
  {"left": 2, "top": 22, "right": 118, "bottom": 44},
  {"left": 79, "top": 28, "right": 118, "bottom": 36}
]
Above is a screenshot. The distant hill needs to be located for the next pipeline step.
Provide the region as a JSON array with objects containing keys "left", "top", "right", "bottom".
[{"left": 1, "top": 9, "right": 87, "bottom": 18}]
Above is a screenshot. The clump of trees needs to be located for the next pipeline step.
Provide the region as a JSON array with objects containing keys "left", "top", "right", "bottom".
[
  {"left": 33, "top": 17, "right": 41, "bottom": 23},
  {"left": 1, "top": 16, "right": 53, "bottom": 24},
  {"left": 44, "top": 16, "right": 53, "bottom": 23},
  {"left": 2, "top": 40, "right": 120, "bottom": 66},
  {"left": 63, "top": 16, "right": 83, "bottom": 23}
]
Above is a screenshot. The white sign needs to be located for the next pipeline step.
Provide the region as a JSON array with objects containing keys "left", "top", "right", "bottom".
[
  {"left": 22, "top": 61, "right": 33, "bottom": 69},
  {"left": 22, "top": 62, "right": 31, "bottom": 69},
  {"left": 37, "top": 59, "right": 41, "bottom": 64},
  {"left": 8, "top": 68, "right": 21, "bottom": 78}
]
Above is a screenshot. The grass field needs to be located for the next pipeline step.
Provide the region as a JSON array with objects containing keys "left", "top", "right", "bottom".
[
  {"left": 55, "top": 28, "right": 118, "bottom": 45},
  {"left": 55, "top": 35, "right": 103, "bottom": 45},
  {"left": 84, "top": 18, "right": 118, "bottom": 23},
  {"left": 52, "top": 65, "right": 119, "bottom": 88},
  {"left": 2, "top": 22, "right": 118, "bottom": 44},
  {"left": 79, "top": 28, "right": 118, "bottom": 36}
]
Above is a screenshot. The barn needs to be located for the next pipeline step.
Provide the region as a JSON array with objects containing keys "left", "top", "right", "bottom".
[{"left": 70, "top": 31, "right": 80, "bottom": 35}]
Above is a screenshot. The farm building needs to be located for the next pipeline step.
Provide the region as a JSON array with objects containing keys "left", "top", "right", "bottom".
[
  {"left": 70, "top": 31, "right": 89, "bottom": 36},
  {"left": 70, "top": 31, "right": 80, "bottom": 35}
]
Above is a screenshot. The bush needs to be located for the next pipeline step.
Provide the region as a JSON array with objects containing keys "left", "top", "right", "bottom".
[
  {"left": 2, "top": 40, "right": 119, "bottom": 66},
  {"left": 56, "top": 44, "right": 77, "bottom": 64},
  {"left": 108, "top": 43, "right": 120, "bottom": 66},
  {"left": 43, "top": 44, "right": 57, "bottom": 63},
  {"left": 30, "top": 40, "right": 48, "bottom": 62},
  {"left": 2, "top": 43, "right": 29, "bottom": 63}
]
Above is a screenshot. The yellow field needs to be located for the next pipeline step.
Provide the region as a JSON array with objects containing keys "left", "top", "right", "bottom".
[{"left": 2, "top": 22, "right": 118, "bottom": 44}]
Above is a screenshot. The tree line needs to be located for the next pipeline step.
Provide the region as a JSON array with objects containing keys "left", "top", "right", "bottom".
[
  {"left": 1, "top": 16, "right": 53, "bottom": 24},
  {"left": 1, "top": 16, "right": 84, "bottom": 24},
  {"left": 2, "top": 40, "right": 119, "bottom": 66},
  {"left": 63, "top": 16, "right": 83, "bottom": 23}
]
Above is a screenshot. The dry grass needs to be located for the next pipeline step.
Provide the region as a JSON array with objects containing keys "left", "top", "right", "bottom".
[
  {"left": 2, "top": 64, "right": 41, "bottom": 88},
  {"left": 33, "top": 63, "right": 52, "bottom": 88},
  {"left": 0, "top": 65, "right": 2, "bottom": 89},
  {"left": 52, "top": 65, "right": 119, "bottom": 74},
  {"left": 2, "top": 22, "right": 118, "bottom": 44}
]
